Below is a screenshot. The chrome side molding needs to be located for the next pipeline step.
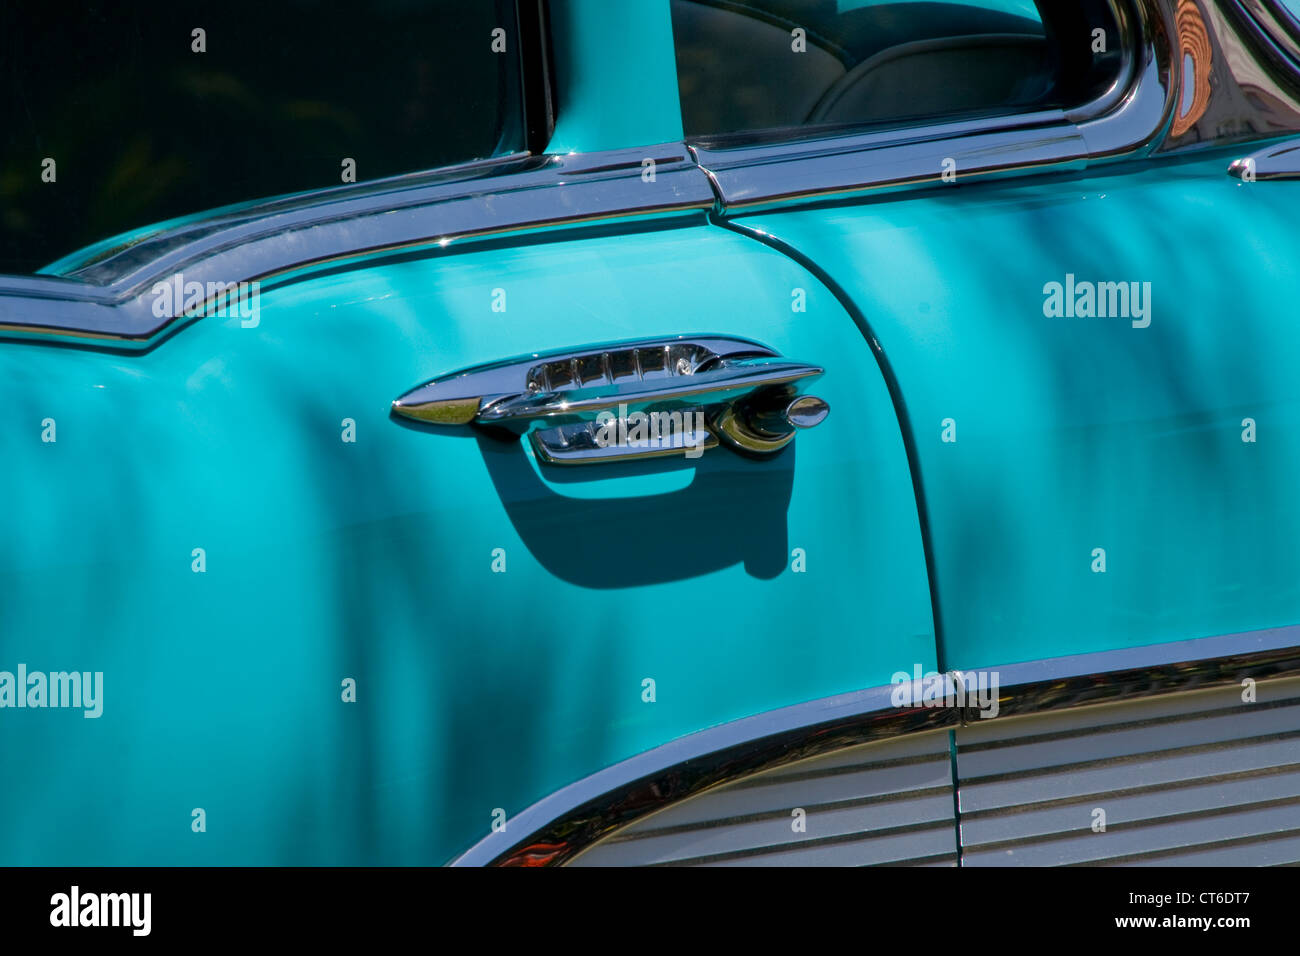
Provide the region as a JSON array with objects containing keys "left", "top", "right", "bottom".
[
  {"left": 391, "top": 335, "right": 830, "bottom": 465},
  {"left": 11, "top": 2, "right": 1300, "bottom": 348},
  {"left": 0, "top": 145, "right": 716, "bottom": 347},
  {"left": 452, "top": 623, "right": 1300, "bottom": 866},
  {"left": 1228, "top": 137, "right": 1300, "bottom": 179}
]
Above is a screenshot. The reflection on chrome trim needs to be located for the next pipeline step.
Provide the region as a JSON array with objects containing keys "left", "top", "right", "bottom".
[
  {"left": 451, "top": 624, "right": 1300, "bottom": 866},
  {"left": 693, "top": 0, "right": 1300, "bottom": 210},
  {"left": 0, "top": 145, "right": 716, "bottom": 347},
  {"left": 693, "top": 0, "right": 1173, "bottom": 211},
  {"left": 6, "top": 2, "right": 1300, "bottom": 347},
  {"left": 1228, "top": 134, "right": 1300, "bottom": 175},
  {"left": 694, "top": 112, "right": 1089, "bottom": 212},
  {"left": 1234, "top": 0, "right": 1300, "bottom": 70},
  {"left": 1076, "top": 0, "right": 1176, "bottom": 158},
  {"left": 1166, "top": 0, "right": 1300, "bottom": 150}
]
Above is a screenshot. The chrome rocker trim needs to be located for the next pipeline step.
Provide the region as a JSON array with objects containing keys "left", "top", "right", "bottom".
[{"left": 451, "top": 624, "right": 1300, "bottom": 866}]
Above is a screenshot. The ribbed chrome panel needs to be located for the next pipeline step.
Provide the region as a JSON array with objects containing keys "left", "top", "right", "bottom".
[
  {"left": 568, "top": 729, "right": 956, "bottom": 866},
  {"left": 957, "top": 675, "right": 1300, "bottom": 866}
]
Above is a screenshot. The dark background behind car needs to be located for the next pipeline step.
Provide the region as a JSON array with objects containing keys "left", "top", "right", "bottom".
[{"left": 0, "top": 0, "right": 522, "bottom": 274}]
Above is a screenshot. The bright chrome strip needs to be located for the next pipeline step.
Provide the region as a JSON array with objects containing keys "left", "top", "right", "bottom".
[
  {"left": 10, "top": 1, "right": 1298, "bottom": 346},
  {"left": 690, "top": 0, "right": 1300, "bottom": 210},
  {"left": 12, "top": 0, "right": 1297, "bottom": 346},
  {"left": 689, "top": 0, "right": 1300, "bottom": 210},
  {"left": 1229, "top": 135, "right": 1300, "bottom": 176},
  {"left": 451, "top": 623, "right": 1300, "bottom": 865},
  {"left": 1234, "top": 0, "right": 1300, "bottom": 68},
  {"left": 0, "top": 145, "right": 716, "bottom": 347},
  {"left": 690, "top": 0, "right": 1178, "bottom": 212},
  {"left": 1075, "top": 0, "right": 1176, "bottom": 158},
  {"left": 693, "top": 111, "right": 1090, "bottom": 212}
]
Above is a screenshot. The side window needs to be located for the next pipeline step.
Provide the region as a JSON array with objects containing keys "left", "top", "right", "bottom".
[
  {"left": 669, "top": 0, "right": 1120, "bottom": 142},
  {"left": 0, "top": 0, "right": 525, "bottom": 275}
]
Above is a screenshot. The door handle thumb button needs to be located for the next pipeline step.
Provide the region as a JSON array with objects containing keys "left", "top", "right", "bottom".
[{"left": 714, "top": 390, "right": 830, "bottom": 454}]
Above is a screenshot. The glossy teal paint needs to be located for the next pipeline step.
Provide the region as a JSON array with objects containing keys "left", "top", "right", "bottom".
[
  {"left": 0, "top": 216, "right": 934, "bottom": 864},
  {"left": 546, "top": 0, "right": 685, "bottom": 153},
  {"left": 738, "top": 149, "right": 1300, "bottom": 670}
]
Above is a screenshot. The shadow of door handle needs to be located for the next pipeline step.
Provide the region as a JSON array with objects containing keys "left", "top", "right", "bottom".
[{"left": 391, "top": 335, "right": 830, "bottom": 465}]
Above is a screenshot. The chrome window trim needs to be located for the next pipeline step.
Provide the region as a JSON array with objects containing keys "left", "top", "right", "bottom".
[
  {"left": 689, "top": 0, "right": 1300, "bottom": 211},
  {"left": 0, "top": 0, "right": 555, "bottom": 347},
  {"left": 689, "top": 0, "right": 1179, "bottom": 211},
  {"left": 451, "top": 624, "right": 1300, "bottom": 866},
  {"left": 1234, "top": 0, "right": 1300, "bottom": 67},
  {"left": 7, "top": 1, "right": 1300, "bottom": 348},
  {"left": 0, "top": 146, "right": 715, "bottom": 349},
  {"left": 692, "top": 115, "right": 1093, "bottom": 211}
]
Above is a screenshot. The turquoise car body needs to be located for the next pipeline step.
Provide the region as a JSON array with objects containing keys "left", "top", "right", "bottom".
[{"left": 2, "top": 0, "right": 1299, "bottom": 865}]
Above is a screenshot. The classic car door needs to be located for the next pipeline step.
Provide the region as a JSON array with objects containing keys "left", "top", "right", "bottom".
[
  {"left": 657, "top": 0, "right": 1300, "bottom": 866},
  {"left": 0, "top": 0, "right": 938, "bottom": 865}
]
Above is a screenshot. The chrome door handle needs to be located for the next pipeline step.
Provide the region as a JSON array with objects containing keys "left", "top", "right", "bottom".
[{"left": 391, "top": 335, "right": 830, "bottom": 465}]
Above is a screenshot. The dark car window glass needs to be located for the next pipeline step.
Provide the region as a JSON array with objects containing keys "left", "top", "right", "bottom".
[
  {"left": 0, "top": 0, "right": 524, "bottom": 275},
  {"left": 670, "top": 0, "right": 1118, "bottom": 143}
]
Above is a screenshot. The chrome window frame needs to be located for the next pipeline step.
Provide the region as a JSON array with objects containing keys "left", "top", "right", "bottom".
[
  {"left": 1234, "top": 0, "right": 1300, "bottom": 67},
  {"left": 0, "top": 0, "right": 582, "bottom": 350},
  {"left": 5, "top": 0, "right": 1300, "bottom": 348},
  {"left": 690, "top": 0, "right": 1300, "bottom": 210},
  {"left": 688, "top": 0, "right": 1169, "bottom": 211},
  {"left": 0, "top": 147, "right": 715, "bottom": 349}
]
